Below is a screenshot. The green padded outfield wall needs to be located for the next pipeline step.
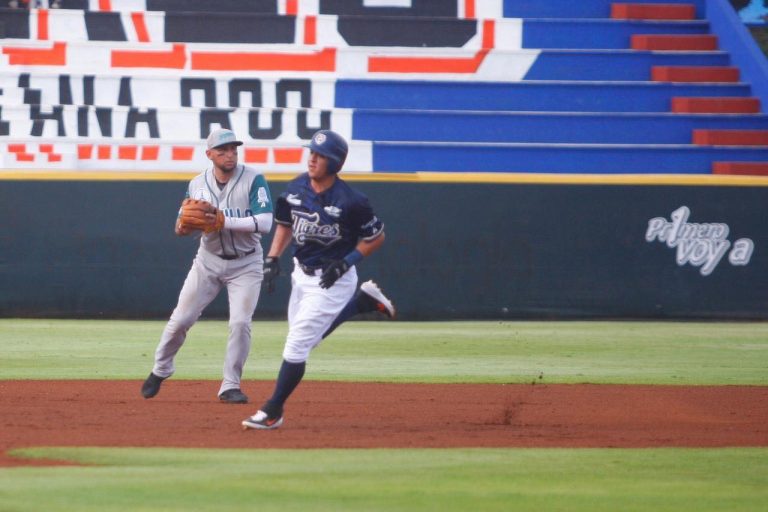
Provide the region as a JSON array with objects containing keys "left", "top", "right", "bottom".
[{"left": 0, "top": 179, "right": 766, "bottom": 319}]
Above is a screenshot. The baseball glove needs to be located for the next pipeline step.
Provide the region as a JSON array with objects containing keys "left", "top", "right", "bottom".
[{"left": 179, "top": 199, "right": 224, "bottom": 233}]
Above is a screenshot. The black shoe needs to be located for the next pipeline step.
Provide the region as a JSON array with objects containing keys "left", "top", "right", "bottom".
[
  {"left": 141, "top": 372, "right": 167, "bottom": 399},
  {"left": 219, "top": 388, "right": 249, "bottom": 404}
]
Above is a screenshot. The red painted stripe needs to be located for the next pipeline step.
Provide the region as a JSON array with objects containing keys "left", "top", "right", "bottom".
[
  {"left": 37, "top": 9, "right": 49, "bottom": 40},
  {"left": 112, "top": 44, "right": 186, "bottom": 69},
  {"left": 77, "top": 145, "right": 93, "bottom": 159},
  {"left": 286, "top": 0, "right": 298, "bottom": 15},
  {"left": 245, "top": 148, "right": 268, "bottom": 163},
  {"left": 118, "top": 146, "right": 138, "bottom": 159},
  {"left": 465, "top": 0, "right": 475, "bottom": 19},
  {"left": 273, "top": 148, "right": 303, "bottom": 163},
  {"left": 652, "top": 66, "right": 739, "bottom": 83},
  {"left": 8, "top": 144, "right": 36, "bottom": 162},
  {"left": 369, "top": 49, "right": 489, "bottom": 74},
  {"left": 611, "top": 3, "right": 696, "bottom": 20},
  {"left": 304, "top": 15, "right": 316, "bottom": 45},
  {"left": 39, "top": 144, "right": 54, "bottom": 152},
  {"left": 141, "top": 146, "right": 160, "bottom": 160},
  {"left": 693, "top": 129, "right": 768, "bottom": 146},
  {"left": 172, "top": 147, "right": 195, "bottom": 160},
  {"left": 97, "top": 145, "right": 111, "bottom": 159},
  {"left": 631, "top": 34, "right": 717, "bottom": 51},
  {"left": 131, "top": 12, "right": 150, "bottom": 43},
  {"left": 98, "top": 0, "right": 112, "bottom": 11},
  {"left": 191, "top": 47, "right": 335, "bottom": 71},
  {"left": 713, "top": 162, "right": 768, "bottom": 176},
  {"left": 3, "top": 42, "right": 66, "bottom": 65},
  {"left": 671, "top": 97, "right": 760, "bottom": 114},
  {"left": 482, "top": 20, "right": 494, "bottom": 49}
]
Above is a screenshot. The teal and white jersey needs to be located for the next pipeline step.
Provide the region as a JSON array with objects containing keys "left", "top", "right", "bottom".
[{"left": 186, "top": 164, "right": 273, "bottom": 257}]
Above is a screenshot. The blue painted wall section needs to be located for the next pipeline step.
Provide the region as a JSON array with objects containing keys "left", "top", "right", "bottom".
[
  {"left": 522, "top": 19, "right": 709, "bottom": 49},
  {"left": 504, "top": 0, "right": 707, "bottom": 18},
  {"left": 336, "top": 81, "right": 752, "bottom": 112},
  {"left": 706, "top": 0, "right": 768, "bottom": 113}
]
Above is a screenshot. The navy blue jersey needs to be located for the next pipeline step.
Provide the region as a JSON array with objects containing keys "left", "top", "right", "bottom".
[{"left": 275, "top": 173, "right": 384, "bottom": 268}]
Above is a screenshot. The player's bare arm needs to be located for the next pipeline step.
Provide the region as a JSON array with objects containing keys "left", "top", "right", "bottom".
[
  {"left": 355, "top": 231, "right": 385, "bottom": 257},
  {"left": 263, "top": 224, "right": 292, "bottom": 293},
  {"left": 267, "top": 224, "right": 293, "bottom": 259}
]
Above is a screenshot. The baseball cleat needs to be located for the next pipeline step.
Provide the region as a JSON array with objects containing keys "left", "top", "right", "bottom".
[
  {"left": 360, "top": 280, "right": 396, "bottom": 319},
  {"left": 141, "top": 372, "right": 167, "bottom": 399},
  {"left": 242, "top": 410, "right": 284, "bottom": 430},
  {"left": 218, "top": 388, "right": 249, "bottom": 404}
]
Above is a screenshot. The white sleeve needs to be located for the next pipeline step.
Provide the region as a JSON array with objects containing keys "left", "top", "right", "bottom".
[
  {"left": 223, "top": 213, "right": 273, "bottom": 235},
  {"left": 255, "top": 212, "right": 273, "bottom": 234}
]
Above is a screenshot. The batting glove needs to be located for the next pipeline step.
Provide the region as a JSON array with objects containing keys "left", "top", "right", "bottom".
[
  {"left": 319, "top": 259, "right": 349, "bottom": 289},
  {"left": 263, "top": 257, "right": 280, "bottom": 294}
]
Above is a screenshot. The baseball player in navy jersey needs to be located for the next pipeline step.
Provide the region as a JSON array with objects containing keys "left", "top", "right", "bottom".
[
  {"left": 242, "top": 129, "right": 394, "bottom": 430},
  {"left": 141, "top": 128, "right": 274, "bottom": 404}
]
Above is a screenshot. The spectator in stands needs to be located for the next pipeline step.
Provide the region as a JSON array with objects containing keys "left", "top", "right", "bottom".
[{"left": 8, "top": 0, "right": 61, "bottom": 8}]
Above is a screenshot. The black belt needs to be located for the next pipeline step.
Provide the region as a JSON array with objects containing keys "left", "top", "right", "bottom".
[
  {"left": 298, "top": 262, "right": 323, "bottom": 276},
  {"left": 217, "top": 248, "right": 256, "bottom": 260}
]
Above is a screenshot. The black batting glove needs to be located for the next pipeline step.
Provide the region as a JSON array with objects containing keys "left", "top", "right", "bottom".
[
  {"left": 319, "top": 259, "right": 349, "bottom": 289},
  {"left": 263, "top": 256, "right": 280, "bottom": 294}
]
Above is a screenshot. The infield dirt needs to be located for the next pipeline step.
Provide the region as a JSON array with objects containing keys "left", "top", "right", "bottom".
[{"left": 2, "top": 380, "right": 767, "bottom": 466}]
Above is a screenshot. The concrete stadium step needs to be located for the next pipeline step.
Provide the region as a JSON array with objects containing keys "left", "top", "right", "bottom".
[
  {"left": 693, "top": 129, "right": 768, "bottom": 146},
  {"left": 0, "top": 39, "right": 531, "bottom": 79},
  {"left": 10, "top": 101, "right": 766, "bottom": 147},
  {"left": 502, "top": 0, "right": 704, "bottom": 19},
  {"left": 0, "top": 7, "right": 488, "bottom": 47},
  {"left": 0, "top": 39, "right": 729, "bottom": 81},
  {"left": 4, "top": 8, "right": 711, "bottom": 51},
  {"left": 352, "top": 110, "right": 768, "bottom": 145},
  {"left": 0, "top": 103, "right": 354, "bottom": 145},
  {"left": 526, "top": 51, "right": 728, "bottom": 81},
  {"left": 712, "top": 161, "right": 768, "bottom": 176},
  {"left": 2, "top": 72, "right": 751, "bottom": 112},
  {"left": 631, "top": 34, "right": 718, "bottom": 51},
  {"left": 372, "top": 142, "right": 768, "bottom": 174},
  {"left": 611, "top": 3, "right": 697, "bottom": 20},
  {"left": 1, "top": 137, "right": 374, "bottom": 171},
  {"left": 522, "top": 19, "right": 709, "bottom": 50},
  {"left": 335, "top": 80, "right": 752, "bottom": 113},
  {"left": 651, "top": 66, "right": 741, "bottom": 82},
  {"left": 671, "top": 97, "right": 761, "bottom": 113},
  {"left": 0, "top": 70, "right": 340, "bottom": 109},
  {"left": 2, "top": 8, "right": 714, "bottom": 50}
]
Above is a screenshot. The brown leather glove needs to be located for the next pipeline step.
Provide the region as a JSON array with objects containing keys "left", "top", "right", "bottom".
[{"left": 179, "top": 199, "right": 224, "bottom": 233}]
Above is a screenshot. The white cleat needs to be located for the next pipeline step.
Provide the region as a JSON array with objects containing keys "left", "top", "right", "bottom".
[
  {"left": 360, "top": 280, "right": 396, "bottom": 319},
  {"left": 242, "top": 410, "right": 284, "bottom": 430}
]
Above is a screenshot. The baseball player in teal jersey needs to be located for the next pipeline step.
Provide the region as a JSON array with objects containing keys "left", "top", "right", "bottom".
[
  {"left": 242, "top": 129, "right": 394, "bottom": 429},
  {"left": 141, "top": 128, "right": 274, "bottom": 404}
]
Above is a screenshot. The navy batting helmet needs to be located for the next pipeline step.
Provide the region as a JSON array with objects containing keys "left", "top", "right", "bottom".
[{"left": 305, "top": 130, "right": 348, "bottom": 174}]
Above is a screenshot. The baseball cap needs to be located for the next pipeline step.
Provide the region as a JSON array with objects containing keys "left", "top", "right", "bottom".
[{"left": 206, "top": 128, "right": 243, "bottom": 149}]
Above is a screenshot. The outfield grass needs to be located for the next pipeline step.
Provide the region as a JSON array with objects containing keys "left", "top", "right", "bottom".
[
  {"left": 0, "top": 319, "right": 766, "bottom": 384},
  {"left": 2, "top": 447, "right": 767, "bottom": 512},
  {"left": 1, "top": 319, "right": 767, "bottom": 511}
]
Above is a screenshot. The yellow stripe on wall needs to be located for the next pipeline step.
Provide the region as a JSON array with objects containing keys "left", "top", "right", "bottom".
[{"left": 2, "top": 170, "right": 768, "bottom": 186}]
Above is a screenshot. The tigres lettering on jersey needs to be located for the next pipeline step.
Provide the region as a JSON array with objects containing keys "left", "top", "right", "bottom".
[{"left": 275, "top": 173, "right": 383, "bottom": 268}]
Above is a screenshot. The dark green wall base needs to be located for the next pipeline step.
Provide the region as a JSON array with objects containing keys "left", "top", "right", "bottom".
[{"left": 1, "top": 180, "right": 766, "bottom": 319}]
